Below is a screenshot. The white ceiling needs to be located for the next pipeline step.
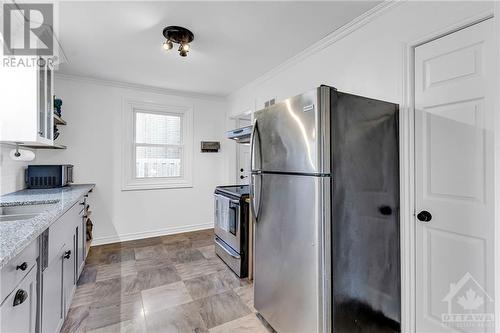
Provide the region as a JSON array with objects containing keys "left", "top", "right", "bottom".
[{"left": 58, "top": 1, "right": 380, "bottom": 96}]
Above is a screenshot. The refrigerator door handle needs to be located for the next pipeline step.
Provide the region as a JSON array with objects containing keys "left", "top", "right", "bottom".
[
  {"left": 250, "top": 122, "right": 261, "bottom": 172},
  {"left": 251, "top": 173, "right": 262, "bottom": 221}
]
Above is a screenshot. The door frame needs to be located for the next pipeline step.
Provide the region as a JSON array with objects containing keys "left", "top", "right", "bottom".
[
  {"left": 235, "top": 116, "right": 252, "bottom": 184},
  {"left": 400, "top": 8, "right": 497, "bottom": 333}
]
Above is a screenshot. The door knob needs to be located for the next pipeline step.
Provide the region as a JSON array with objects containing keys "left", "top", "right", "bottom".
[
  {"left": 417, "top": 210, "right": 432, "bottom": 222},
  {"left": 16, "top": 262, "right": 28, "bottom": 271},
  {"left": 63, "top": 250, "right": 71, "bottom": 259},
  {"left": 13, "top": 289, "right": 28, "bottom": 306}
]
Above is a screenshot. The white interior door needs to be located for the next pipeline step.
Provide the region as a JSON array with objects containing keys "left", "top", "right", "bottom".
[
  {"left": 415, "top": 19, "right": 495, "bottom": 333},
  {"left": 237, "top": 118, "right": 251, "bottom": 185}
]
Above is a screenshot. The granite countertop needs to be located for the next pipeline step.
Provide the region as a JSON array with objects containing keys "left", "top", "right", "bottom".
[{"left": 0, "top": 184, "right": 95, "bottom": 269}]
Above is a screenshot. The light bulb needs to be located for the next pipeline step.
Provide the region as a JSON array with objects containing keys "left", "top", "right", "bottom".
[
  {"left": 163, "top": 40, "right": 173, "bottom": 50},
  {"left": 181, "top": 43, "right": 190, "bottom": 52}
]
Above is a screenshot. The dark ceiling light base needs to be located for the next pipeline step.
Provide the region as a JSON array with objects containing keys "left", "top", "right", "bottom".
[{"left": 162, "top": 26, "right": 194, "bottom": 57}]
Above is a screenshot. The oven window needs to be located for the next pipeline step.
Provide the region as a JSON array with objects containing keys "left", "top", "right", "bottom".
[{"left": 229, "top": 204, "right": 238, "bottom": 235}]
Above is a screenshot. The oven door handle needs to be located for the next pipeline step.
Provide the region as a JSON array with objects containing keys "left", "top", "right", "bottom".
[{"left": 215, "top": 237, "right": 241, "bottom": 259}]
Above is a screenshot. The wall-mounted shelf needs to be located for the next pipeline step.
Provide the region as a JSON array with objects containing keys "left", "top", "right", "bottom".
[
  {"left": 54, "top": 114, "right": 67, "bottom": 125},
  {"left": 20, "top": 143, "right": 67, "bottom": 150}
]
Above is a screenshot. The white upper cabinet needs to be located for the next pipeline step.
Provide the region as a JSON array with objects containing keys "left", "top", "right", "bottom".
[{"left": 0, "top": 59, "right": 54, "bottom": 145}]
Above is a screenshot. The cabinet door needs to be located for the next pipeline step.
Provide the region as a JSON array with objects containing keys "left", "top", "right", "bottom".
[
  {"left": 41, "top": 249, "right": 64, "bottom": 333},
  {"left": 63, "top": 236, "right": 76, "bottom": 316},
  {"left": 37, "top": 59, "right": 46, "bottom": 140},
  {"left": 0, "top": 267, "right": 37, "bottom": 333},
  {"left": 45, "top": 65, "right": 53, "bottom": 141}
]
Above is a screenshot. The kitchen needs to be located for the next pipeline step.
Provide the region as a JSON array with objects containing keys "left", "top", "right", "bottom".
[{"left": 0, "top": 1, "right": 498, "bottom": 333}]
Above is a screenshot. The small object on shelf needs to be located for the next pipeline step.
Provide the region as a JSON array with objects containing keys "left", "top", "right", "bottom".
[
  {"left": 86, "top": 218, "right": 93, "bottom": 242},
  {"left": 53, "top": 113, "right": 67, "bottom": 125},
  {"left": 53, "top": 125, "right": 59, "bottom": 140},
  {"left": 53, "top": 97, "right": 63, "bottom": 117}
]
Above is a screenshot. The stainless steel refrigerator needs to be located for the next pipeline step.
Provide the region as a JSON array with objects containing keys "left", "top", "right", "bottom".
[{"left": 250, "top": 86, "right": 400, "bottom": 333}]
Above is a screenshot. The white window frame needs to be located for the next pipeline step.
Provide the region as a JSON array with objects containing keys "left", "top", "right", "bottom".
[{"left": 122, "top": 99, "right": 193, "bottom": 190}]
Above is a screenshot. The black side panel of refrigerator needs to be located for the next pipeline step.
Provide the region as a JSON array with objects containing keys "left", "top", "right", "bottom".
[{"left": 331, "top": 91, "right": 401, "bottom": 332}]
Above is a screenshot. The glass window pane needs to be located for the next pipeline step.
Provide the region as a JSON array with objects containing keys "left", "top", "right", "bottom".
[
  {"left": 135, "top": 112, "right": 181, "bottom": 145},
  {"left": 135, "top": 146, "right": 182, "bottom": 178}
]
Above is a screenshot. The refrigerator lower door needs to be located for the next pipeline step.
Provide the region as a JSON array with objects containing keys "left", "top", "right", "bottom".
[{"left": 254, "top": 173, "right": 330, "bottom": 333}]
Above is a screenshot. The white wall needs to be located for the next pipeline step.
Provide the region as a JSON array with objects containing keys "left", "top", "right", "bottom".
[
  {"left": 35, "top": 77, "right": 230, "bottom": 244},
  {"left": 228, "top": 1, "right": 494, "bottom": 115},
  {"left": 0, "top": 144, "right": 35, "bottom": 195}
]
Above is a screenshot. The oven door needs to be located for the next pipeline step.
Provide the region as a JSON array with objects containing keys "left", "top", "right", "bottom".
[{"left": 214, "top": 194, "right": 241, "bottom": 253}]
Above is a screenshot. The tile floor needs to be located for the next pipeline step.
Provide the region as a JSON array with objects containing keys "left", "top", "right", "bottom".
[{"left": 61, "top": 229, "right": 273, "bottom": 333}]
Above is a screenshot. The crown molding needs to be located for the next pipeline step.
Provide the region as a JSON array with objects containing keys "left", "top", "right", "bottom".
[
  {"left": 55, "top": 72, "right": 226, "bottom": 101},
  {"left": 227, "top": 0, "right": 403, "bottom": 99}
]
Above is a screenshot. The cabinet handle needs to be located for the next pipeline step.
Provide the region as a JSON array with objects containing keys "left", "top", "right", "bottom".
[
  {"left": 16, "top": 262, "right": 28, "bottom": 271},
  {"left": 63, "top": 250, "right": 71, "bottom": 259},
  {"left": 13, "top": 289, "right": 28, "bottom": 306}
]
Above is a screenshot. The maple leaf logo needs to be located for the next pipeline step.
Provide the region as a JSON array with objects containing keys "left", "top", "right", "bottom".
[{"left": 457, "top": 289, "right": 484, "bottom": 311}]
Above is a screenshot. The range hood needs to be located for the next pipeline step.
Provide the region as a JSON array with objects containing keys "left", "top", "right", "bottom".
[{"left": 226, "top": 125, "right": 252, "bottom": 144}]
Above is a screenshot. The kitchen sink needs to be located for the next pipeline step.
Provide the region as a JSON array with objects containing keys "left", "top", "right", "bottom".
[{"left": 0, "top": 203, "right": 57, "bottom": 222}]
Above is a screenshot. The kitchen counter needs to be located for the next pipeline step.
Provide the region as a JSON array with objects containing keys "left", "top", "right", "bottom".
[{"left": 0, "top": 184, "right": 95, "bottom": 269}]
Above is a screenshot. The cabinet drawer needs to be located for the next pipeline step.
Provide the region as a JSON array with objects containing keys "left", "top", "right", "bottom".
[
  {"left": 0, "top": 266, "right": 37, "bottom": 333},
  {"left": 0, "top": 240, "right": 38, "bottom": 303},
  {"left": 47, "top": 202, "right": 80, "bottom": 264}
]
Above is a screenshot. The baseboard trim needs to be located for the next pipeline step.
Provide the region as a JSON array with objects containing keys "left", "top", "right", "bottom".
[{"left": 91, "top": 222, "right": 214, "bottom": 246}]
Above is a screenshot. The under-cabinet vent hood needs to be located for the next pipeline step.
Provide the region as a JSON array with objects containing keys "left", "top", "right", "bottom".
[{"left": 226, "top": 125, "right": 252, "bottom": 144}]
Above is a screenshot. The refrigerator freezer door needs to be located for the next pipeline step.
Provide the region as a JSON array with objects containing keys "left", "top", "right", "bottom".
[
  {"left": 251, "top": 86, "right": 331, "bottom": 175},
  {"left": 253, "top": 173, "right": 330, "bottom": 333}
]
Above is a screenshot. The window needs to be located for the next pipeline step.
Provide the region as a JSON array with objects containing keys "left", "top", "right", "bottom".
[{"left": 122, "top": 100, "right": 193, "bottom": 190}]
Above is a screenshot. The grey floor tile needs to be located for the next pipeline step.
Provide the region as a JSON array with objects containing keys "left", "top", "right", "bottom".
[
  {"left": 175, "top": 248, "right": 205, "bottom": 264},
  {"left": 136, "top": 265, "right": 181, "bottom": 290},
  {"left": 87, "top": 318, "right": 147, "bottom": 333},
  {"left": 141, "top": 281, "right": 193, "bottom": 314},
  {"left": 103, "top": 248, "right": 135, "bottom": 265},
  {"left": 194, "top": 290, "right": 251, "bottom": 329},
  {"left": 93, "top": 275, "right": 140, "bottom": 307},
  {"left": 71, "top": 283, "right": 96, "bottom": 308},
  {"left": 134, "top": 256, "right": 174, "bottom": 272},
  {"left": 208, "top": 313, "right": 272, "bottom": 333},
  {"left": 120, "top": 236, "right": 163, "bottom": 249},
  {"left": 87, "top": 294, "right": 144, "bottom": 330},
  {"left": 233, "top": 284, "right": 255, "bottom": 313},
  {"left": 96, "top": 260, "right": 137, "bottom": 281},
  {"left": 133, "top": 244, "right": 168, "bottom": 261},
  {"left": 198, "top": 245, "right": 216, "bottom": 259},
  {"left": 60, "top": 305, "right": 89, "bottom": 333},
  {"left": 184, "top": 273, "right": 229, "bottom": 300},
  {"left": 217, "top": 269, "right": 251, "bottom": 289},
  {"left": 145, "top": 302, "right": 208, "bottom": 333},
  {"left": 175, "top": 257, "right": 226, "bottom": 280},
  {"left": 77, "top": 265, "right": 97, "bottom": 285}
]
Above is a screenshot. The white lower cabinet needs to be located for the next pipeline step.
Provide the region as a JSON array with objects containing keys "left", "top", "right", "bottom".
[
  {"left": 42, "top": 199, "right": 83, "bottom": 333},
  {"left": 0, "top": 191, "right": 92, "bottom": 333},
  {"left": 62, "top": 235, "right": 76, "bottom": 316},
  {"left": 41, "top": 247, "right": 65, "bottom": 333},
  {"left": 0, "top": 266, "right": 37, "bottom": 333}
]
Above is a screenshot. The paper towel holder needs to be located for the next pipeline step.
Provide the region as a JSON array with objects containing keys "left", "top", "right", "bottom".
[
  {"left": 13, "top": 144, "right": 21, "bottom": 157},
  {"left": 9, "top": 143, "right": 36, "bottom": 162}
]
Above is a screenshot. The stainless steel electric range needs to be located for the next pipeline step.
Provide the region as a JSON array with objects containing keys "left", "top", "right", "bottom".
[{"left": 214, "top": 185, "right": 249, "bottom": 278}]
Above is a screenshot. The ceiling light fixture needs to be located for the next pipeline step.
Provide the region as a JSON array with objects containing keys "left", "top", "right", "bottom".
[{"left": 162, "top": 26, "right": 194, "bottom": 57}]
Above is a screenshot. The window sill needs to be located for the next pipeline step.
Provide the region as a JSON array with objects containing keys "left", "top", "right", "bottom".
[{"left": 121, "top": 179, "right": 193, "bottom": 191}]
